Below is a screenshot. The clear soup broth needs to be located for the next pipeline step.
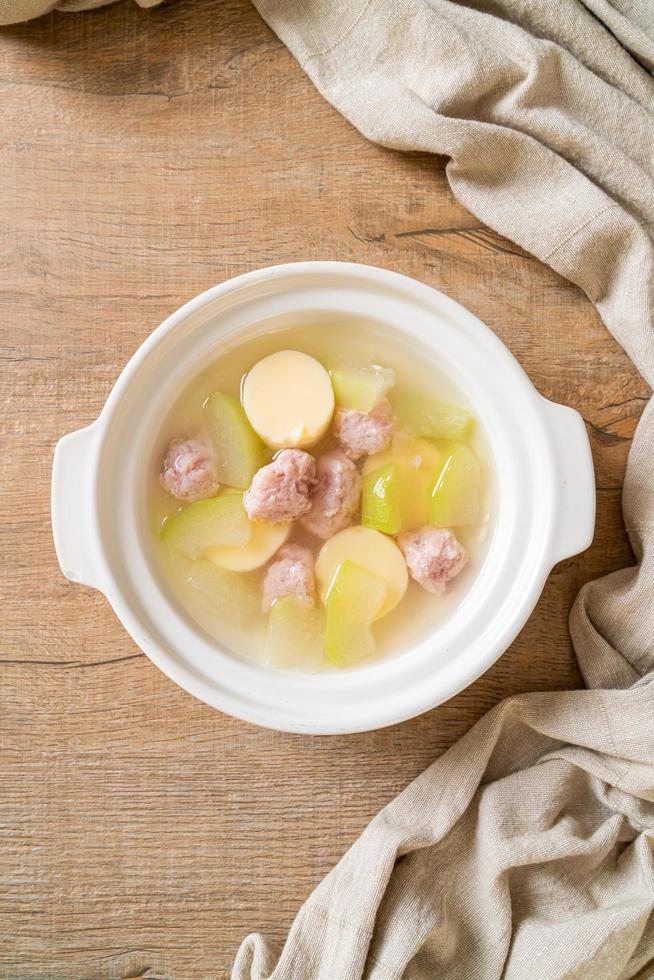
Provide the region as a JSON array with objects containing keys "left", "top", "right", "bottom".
[{"left": 149, "top": 319, "right": 494, "bottom": 671}]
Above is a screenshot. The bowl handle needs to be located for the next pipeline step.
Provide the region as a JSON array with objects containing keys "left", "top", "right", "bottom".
[
  {"left": 51, "top": 423, "right": 105, "bottom": 592},
  {"left": 539, "top": 397, "right": 596, "bottom": 567}
]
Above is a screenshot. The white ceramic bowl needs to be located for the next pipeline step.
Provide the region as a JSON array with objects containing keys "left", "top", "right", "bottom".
[{"left": 51, "top": 262, "right": 595, "bottom": 734}]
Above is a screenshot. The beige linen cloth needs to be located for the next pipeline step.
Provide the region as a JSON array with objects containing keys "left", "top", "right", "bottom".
[
  {"left": 0, "top": 0, "right": 155, "bottom": 25},
  {"left": 4, "top": 0, "right": 654, "bottom": 975}
]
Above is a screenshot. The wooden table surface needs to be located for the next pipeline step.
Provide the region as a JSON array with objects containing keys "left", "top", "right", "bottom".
[{"left": 0, "top": 1, "right": 648, "bottom": 977}]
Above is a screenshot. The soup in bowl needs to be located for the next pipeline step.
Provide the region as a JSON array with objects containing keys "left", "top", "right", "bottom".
[{"left": 150, "top": 320, "right": 495, "bottom": 673}]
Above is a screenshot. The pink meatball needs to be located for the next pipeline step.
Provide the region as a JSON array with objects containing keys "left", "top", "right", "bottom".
[
  {"left": 243, "top": 449, "right": 317, "bottom": 523},
  {"left": 301, "top": 452, "right": 361, "bottom": 540},
  {"left": 397, "top": 527, "right": 467, "bottom": 595},
  {"left": 160, "top": 438, "right": 218, "bottom": 502},
  {"left": 262, "top": 543, "right": 316, "bottom": 612},
  {"left": 334, "top": 399, "right": 394, "bottom": 461}
]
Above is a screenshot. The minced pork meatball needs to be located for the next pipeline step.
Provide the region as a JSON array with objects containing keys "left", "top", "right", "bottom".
[
  {"left": 262, "top": 543, "right": 316, "bottom": 612},
  {"left": 243, "top": 449, "right": 317, "bottom": 523},
  {"left": 160, "top": 438, "right": 218, "bottom": 502},
  {"left": 397, "top": 526, "right": 467, "bottom": 594},
  {"left": 301, "top": 452, "right": 361, "bottom": 540},
  {"left": 334, "top": 399, "right": 394, "bottom": 461}
]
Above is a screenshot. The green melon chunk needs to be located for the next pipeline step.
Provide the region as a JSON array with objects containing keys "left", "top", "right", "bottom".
[
  {"left": 361, "top": 462, "right": 409, "bottom": 535},
  {"left": 363, "top": 436, "right": 444, "bottom": 531},
  {"left": 265, "top": 596, "right": 325, "bottom": 670},
  {"left": 162, "top": 549, "right": 261, "bottom": 627},
  {"left": 185, "top": 559, "right": 261, "bottom": 627},
  {"left": 429, "top": 444, "right": 481, "bottom": 527},
  {"left": 161, "top": 493, "right": 251, "bottom": 559},
  {"left": 204, "top": 391, "right": 266, "bottom": 489},
  {"left": 392, "top": 390, "right": 474, "bottom": 442},
  {"left": 324, "top": 560, "right": 386, "bottom": 667},
  {"left": 330, "top": 365, "right": 395, "bottom": 413}
]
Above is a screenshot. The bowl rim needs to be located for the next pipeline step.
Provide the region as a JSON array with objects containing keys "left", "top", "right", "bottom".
[{"left": 56, "top": 261, "right": 593, "bottom": 734}]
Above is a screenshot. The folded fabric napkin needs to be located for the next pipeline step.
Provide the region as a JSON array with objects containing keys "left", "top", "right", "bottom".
[{"left": 3, "top": 0, "right": 652, "bottom": 975}]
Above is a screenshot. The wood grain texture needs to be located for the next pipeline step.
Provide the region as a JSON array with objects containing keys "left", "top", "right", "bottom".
[{"left": 0, "top": 0, "right": 648, "bottom": 977}]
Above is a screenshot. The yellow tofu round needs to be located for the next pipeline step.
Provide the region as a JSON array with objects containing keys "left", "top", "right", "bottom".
[
  {"left": 205, "top": 520, "right": 291, "bottom": 572},
  {"left": 315, "top": 525, "right": 408, "bottom": 620},
  {"left": 362, "top": 435, "right": 443, "bottom": 529},
  {"left": 242, "top": 350, "right": 335, "bottom": 449}
]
